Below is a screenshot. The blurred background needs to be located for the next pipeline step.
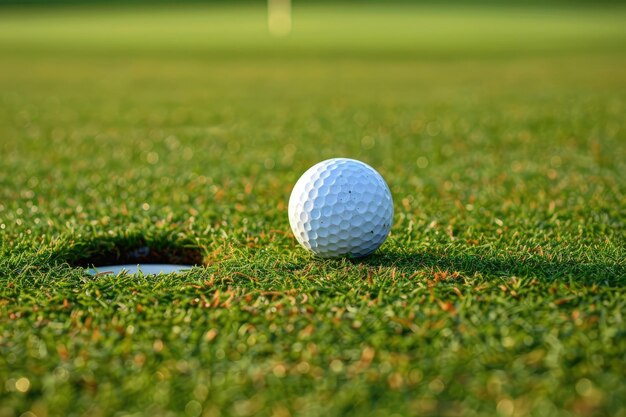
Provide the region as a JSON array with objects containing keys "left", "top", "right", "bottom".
[
  {"left": 1, "top": 0, "right": 624, "bottom": 236},
  {"left": 1, "top": 0, "right": 625, "bottom": 57}
]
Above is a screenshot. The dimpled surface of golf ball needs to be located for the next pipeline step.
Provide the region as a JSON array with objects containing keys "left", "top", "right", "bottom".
[{"left": 289, "top": 158, "right": 394, "bottom": 258}]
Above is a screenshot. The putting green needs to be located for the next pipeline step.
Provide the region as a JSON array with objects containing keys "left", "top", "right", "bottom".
[{"left": 0, "top": 3, "right": 625, "bottom": 417}]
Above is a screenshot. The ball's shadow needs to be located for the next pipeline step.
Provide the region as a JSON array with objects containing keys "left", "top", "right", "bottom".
[{"left": 353, "top": 250, "right": 622, "bottom": 285}]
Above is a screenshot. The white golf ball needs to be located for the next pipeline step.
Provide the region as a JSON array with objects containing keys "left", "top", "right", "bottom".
[{"left": 288, "top": 158, "right": 394, "bottom": 258}]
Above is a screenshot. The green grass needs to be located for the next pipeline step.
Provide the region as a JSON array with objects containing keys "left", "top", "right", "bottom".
[
  {"left": 1, "top": 3, "right": 625, "bottom": 417},
  {"left": 1, "top": 4, "right": 626, "bottom": 57}
]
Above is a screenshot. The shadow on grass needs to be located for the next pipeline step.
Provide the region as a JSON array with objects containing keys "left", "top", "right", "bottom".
[
  {"left": 357, "top": 250, "right": 623, "bottom": 285},
  {"left": 55, "top": 234, "right": 205, "bottom": 268}
]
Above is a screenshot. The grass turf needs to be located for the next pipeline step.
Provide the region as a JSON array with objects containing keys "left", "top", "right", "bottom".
[{"left": 0, "top": 3, "right": 625, "bottom": 417}]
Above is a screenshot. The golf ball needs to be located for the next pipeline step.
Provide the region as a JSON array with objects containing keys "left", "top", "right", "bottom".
[{"left": 288, "top": 158, "right": 394, "bottom": 258}]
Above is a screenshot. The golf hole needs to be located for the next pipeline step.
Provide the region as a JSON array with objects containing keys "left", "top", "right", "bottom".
[
  {"left": 64, "top": 236, "right": 205, "bottom": 276},
  {"left": 88, "top": 263, "right": 192, "bottom": 276}
]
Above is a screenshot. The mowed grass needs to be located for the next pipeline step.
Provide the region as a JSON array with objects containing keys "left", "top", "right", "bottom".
[{"left": 0, "top": 4, "right": 625, "bottom": 417}]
